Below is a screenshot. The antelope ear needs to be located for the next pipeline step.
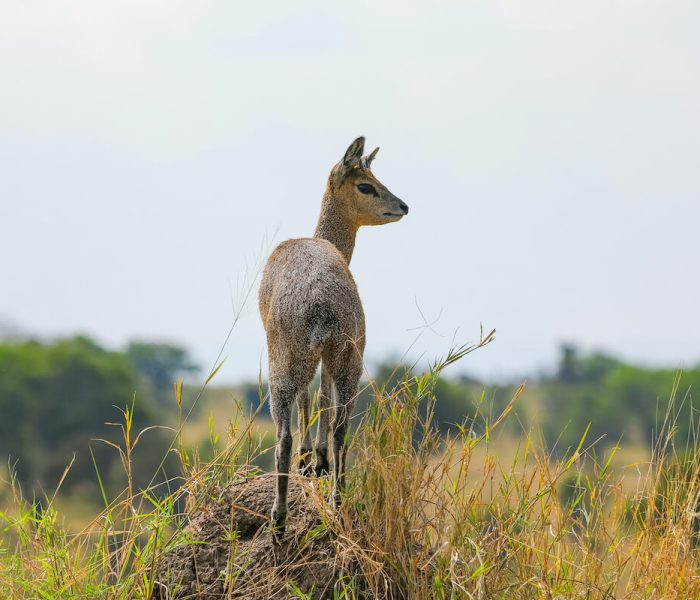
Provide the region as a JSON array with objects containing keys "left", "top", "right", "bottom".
[
  {"left": 342, "top": 136, "right": 365, "bottom": 167},
  {"left": 362, "top": 147, "right": 379, "bottom": 169},
  {"left": 331, "top": 136, "right": 365, "bottom": 181}
]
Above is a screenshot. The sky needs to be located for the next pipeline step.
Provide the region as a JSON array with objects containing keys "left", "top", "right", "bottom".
[{"left": 1, "top": 1, "right": 699, "bottom": 383}]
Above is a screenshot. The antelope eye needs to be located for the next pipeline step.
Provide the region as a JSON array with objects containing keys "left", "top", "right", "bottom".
[{"left": 357, "top": 183, "right": 378, "bottom": 196}]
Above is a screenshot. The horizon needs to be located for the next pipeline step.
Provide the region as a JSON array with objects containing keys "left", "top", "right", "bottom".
[{"left": 0, "top": 323, "right": 695, "bottom": 387}]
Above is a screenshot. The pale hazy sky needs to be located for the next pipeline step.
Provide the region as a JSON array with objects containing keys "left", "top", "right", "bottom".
[{"left": 1, "top": 1, "right": 699, "bottom": 382}]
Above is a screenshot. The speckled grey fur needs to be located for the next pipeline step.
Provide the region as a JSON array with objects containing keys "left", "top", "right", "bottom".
[{"left": 259, "top": 137, "right": 408, "bottom": 537}]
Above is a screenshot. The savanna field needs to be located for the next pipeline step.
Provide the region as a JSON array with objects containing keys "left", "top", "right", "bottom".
[
  {"left": 3, "top": 0, "right": 699, "bottom": 598},
  {"left": 2, "top": 333, "right": 700, "bottom": 599}
]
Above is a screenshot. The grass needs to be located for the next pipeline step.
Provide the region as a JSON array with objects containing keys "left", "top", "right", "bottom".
[{"left": 1, "top": 336, "right": 699, "bottom": 598}]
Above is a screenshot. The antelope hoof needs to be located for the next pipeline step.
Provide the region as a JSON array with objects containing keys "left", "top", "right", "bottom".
[
  {"left": 315, "top": 448, "right": 330, "bottom": 477},
  {"left": 271, "top": 508, "right": 286, "bottom": 543}
]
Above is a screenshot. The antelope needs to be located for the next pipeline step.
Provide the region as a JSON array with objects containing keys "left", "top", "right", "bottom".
[{"left": 259, "top": 136, "right": 409, "bottom": 537}]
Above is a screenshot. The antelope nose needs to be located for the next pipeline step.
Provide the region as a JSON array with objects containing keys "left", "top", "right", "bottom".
[{"left": 399, "top": 200, "right": 409, "bottom": 214}]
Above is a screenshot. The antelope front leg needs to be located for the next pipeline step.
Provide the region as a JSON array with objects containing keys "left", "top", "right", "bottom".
[
  {"left": 331, "top": 399, "right": 353, "bottom": 507},
  {"left": 329, "top": 358, "right": 361, "bottom": 506}
]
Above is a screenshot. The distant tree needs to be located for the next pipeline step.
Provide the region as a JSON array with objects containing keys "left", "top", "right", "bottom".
[
  {"left": 577, "top": 352, "right": 621, "bottom": 383},
  {"left": 457, "top": 373, "right": 482, "bottom": 385},
  {"left": 557, "top": 343, "right": 580, "bottom": 383},
  {"left": 126, "top": 342, "right": 198, "bottom": 405}
]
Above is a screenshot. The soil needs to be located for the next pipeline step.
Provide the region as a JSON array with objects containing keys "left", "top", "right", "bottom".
[{"left": 151, "top": 474, "right": 348, "bottom": 599}]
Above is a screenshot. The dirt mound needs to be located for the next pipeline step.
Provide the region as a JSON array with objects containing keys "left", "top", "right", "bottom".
[{"left": 152, "top": 474, "right": 347, "bottom": 599}]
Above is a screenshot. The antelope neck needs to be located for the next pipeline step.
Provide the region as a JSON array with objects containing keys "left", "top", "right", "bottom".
[{"left": 313, "top": 193, "right": 357, "bottom": 264}]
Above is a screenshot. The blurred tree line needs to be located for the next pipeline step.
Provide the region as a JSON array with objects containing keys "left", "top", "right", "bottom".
[
  {"left": 358, "top": 346, "right": 700, "bottom": 454},
  {"left": 0, "top": 336, "right": 697, "bottom": 501},
  {"left": 0, "top": 337, "right": 194, "bottom": 499},
  {"left": 239, "top": 345, "right": 699, "bottom": 455},
  {"left": 337, "top": 347, "right": 699, "bottom": 455},
  {"left": 539, "top": 345, "right": 700, "bottom": 452}
]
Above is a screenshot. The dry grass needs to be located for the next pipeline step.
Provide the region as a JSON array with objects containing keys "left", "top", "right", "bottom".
[
  {"left": 1, "top": 339, "right": 699, "bottom": 599},
  {"left": 328, "top": 367, "right": 700, "bottom": 599}
]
